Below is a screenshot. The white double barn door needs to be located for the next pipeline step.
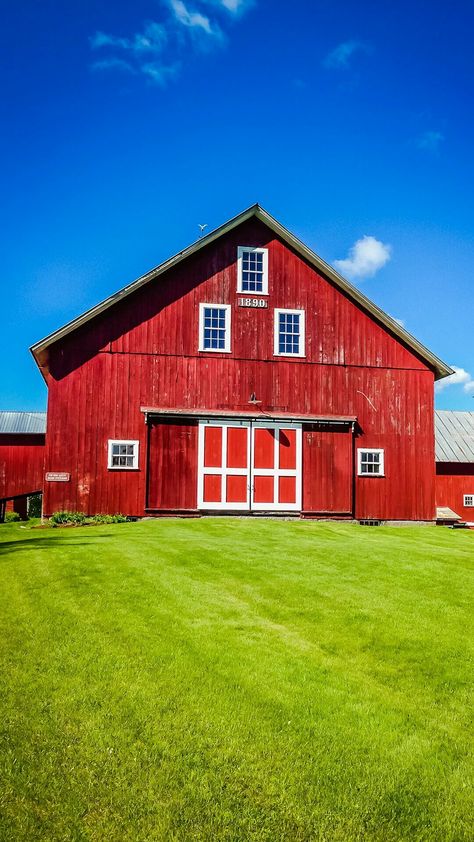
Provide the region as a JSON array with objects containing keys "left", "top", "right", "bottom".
[{"left": 197, "top": 420, "right": 302, "bottom": 512}]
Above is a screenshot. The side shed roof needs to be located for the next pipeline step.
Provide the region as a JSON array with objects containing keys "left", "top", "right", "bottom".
[
  {"left": 435, "top": 410, "right": 474, "bottom": 463},
  {"left": 0, "top": 411, "right": 47, "bottom": 435}
]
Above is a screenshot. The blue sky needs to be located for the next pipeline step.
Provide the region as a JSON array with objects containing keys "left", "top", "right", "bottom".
[{"left": 2, "top": 0, "right": 473, "bottom": 410}]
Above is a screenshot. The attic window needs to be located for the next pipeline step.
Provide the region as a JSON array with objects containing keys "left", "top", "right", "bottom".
[
  {"left": 464, "top": 494, "right": 474, "bottom": 507},
  {"left": 237, "top": 247, "right": 268, "bottom": 294}
]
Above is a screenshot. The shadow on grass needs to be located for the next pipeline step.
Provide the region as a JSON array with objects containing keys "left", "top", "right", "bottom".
[{"left": 0, "top": 533, "right": 115, "bottom": 557}]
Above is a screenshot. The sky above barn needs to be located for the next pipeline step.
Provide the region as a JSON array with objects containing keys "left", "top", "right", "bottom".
[{"left": 1, "top": 0, "right": 473, "bottom": 410}]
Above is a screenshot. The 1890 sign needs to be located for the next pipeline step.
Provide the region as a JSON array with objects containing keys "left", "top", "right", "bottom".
[{"left": 237, "top": 298, "right": 268, "bottom": 309}]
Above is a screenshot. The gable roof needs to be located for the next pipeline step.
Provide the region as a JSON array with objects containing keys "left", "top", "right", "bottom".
[
  {"left": 435, "top": 410, "right": 474, "bottom": 462},
  {"left": 0, "top": 411, "right": 46, "bottom": 435},
  {"left": 30, "top": 204, "right": 452, "bottom": 380}
]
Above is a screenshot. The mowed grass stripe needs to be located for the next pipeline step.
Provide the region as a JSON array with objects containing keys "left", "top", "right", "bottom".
[{"left": 0, "top": 519, "right": 472, "bottom": 841}]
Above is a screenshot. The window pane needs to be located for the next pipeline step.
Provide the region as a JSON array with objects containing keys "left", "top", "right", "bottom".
[{"left": 203, "top": 306, "right": 227, "bottom": 350}]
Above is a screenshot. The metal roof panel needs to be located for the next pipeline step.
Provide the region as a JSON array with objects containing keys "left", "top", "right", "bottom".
[
  {"left": 0, "top": 411, "right": 46, "bottom": 435},
  {"left": 435, "top": 410, "right": 474, "bottom": 462}
]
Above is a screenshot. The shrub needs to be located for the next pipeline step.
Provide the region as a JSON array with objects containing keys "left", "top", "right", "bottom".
[
  {"left": 91, "top": 513, "right": 128, "bottom": 524},
  {"left": 50, "top": 511, "right": 86, "bottom": 525},
  {"left": 5, "top": 511, "right": 21, "bottom": 523}
]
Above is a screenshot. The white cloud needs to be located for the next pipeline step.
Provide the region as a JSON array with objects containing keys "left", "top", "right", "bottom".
[
  {"left": 334, "top": 236, "right": 392, "bottom": 280},
  {"left": 91, "top": 57, "right": 137, "bottom": 74},
  {"left": 416, "top": 131, "right": 444, "bottom": 153},
  {"left": 393, "top": 317, "right": 405, "bottom": 328},
  {"left": 323, "top": 40, "right": 369, "bottom": 69},
  {"left": 202, "top": 0, "right": 254, "bottom": 12},
  {"left": 141, "top": 62, "right": 180, "bottom": 85},
  {"left": 89, "top": 0, "right": 254, "bottom": 85},
  {"left": 90, "top": 22, "right": 167, "bottom": 55},
  {"left": 435, "top": 366, "right": 473, "bottom": 393},
  {"left": 169, "top": 0, "right": 215, "bottom": 34}
]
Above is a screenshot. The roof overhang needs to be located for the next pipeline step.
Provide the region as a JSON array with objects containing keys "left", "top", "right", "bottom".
[{"left": 30, "top": 203, "right": 453, "bottom": 381}]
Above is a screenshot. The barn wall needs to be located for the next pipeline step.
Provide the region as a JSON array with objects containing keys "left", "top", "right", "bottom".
[
  {"left": 436, "top": 463, "right": 474, "bottom": 521},
  {"left": 0, "top": 434, "right": 45, "bottom": 500},
  {"left": 42, "top": 218, "right": 436, "bottom": 520}
]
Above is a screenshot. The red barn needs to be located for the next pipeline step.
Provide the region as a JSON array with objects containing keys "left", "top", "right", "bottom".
[
  {"left": 30, "top": 205, "right": 451, "bottom": 521},
  {"left": 435, "top": 411, "right": 474, "bottom": 524},
  {"left": 0, "top": 411, "right": 46, "bottom": 520}
]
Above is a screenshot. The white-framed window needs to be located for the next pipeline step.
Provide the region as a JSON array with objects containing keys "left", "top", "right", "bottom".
[
  {"left": 358, "top": 448, "right": 385, "bottom": 477},
  {"left": 464, "top": 494, "right": 474, "bottom": 507},
  {"left": 237, "top": 246, "right": 268, "bottom": 295},
  {"left": 108, "top": 440, "right": 139, "bottom": 470},
  {"left": 274, "top": 309, "right": 305, "bottom": 357},
  {"left": 199, "top": 304, "right": 231, "bottom": 353}
]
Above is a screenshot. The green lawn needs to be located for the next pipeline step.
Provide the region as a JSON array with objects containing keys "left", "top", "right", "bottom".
[{"left": 0, "top": 519, "right": 473, "bottom": 841}]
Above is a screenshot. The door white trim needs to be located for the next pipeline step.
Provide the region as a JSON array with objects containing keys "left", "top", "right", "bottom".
[
  {"left": 250, "top": 422, "right": 302, "bottom": 512},
  {"left": 197, "top": 419, "right": 251, "bottom": 510},
  {"left": 197, "top": 420, "right": 302, "bottom": 512}
]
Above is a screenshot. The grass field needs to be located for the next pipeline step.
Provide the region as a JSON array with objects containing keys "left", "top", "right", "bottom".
[{"left": 0, "top": 518, "right": 473, "bottom": 841}]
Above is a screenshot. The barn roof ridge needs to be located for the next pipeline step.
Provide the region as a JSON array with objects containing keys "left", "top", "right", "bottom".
[{"left": 30, "top": 203, "right": 452, "bottom": 380}]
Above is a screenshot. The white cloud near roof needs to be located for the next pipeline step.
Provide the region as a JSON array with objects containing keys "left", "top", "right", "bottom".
[
  {"left": 435, "top": 365, "right": 474, "bottom": 393},
  {"left": 323, "top": 40, "right": 369, "bottom": 69},
  {"left": 334, "top": 236, "right": 392, "bottom": 280}
]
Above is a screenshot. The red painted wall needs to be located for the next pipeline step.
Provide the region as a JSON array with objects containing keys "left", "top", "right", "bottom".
[
  {"left": 0, "top": 434, "right": 45, "bottom": 500},
  {"left": 41, "top": 218, "right": 436, "bottom": 520},
  {"left": 436, "top": 463, "right": 474, "bottom": 521}
]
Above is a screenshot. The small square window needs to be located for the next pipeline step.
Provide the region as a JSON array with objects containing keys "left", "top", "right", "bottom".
[
  {"left": 464, "top": 494, "right": 474, "bottom": 507},
  {"left": 108, "top": 440, "right": 139, "bottom": 470},
  {"left": 237, "top": 247, "right": 268, "bottom": 294},
  {"left": 274, "top": 309, "right": 305, "bottom": 357},
  {"left": 199, "top": 304, "right": 231, "bottom": 353},
  {"left": 358, "top": 449, "right": 385, "bottom": 477}
]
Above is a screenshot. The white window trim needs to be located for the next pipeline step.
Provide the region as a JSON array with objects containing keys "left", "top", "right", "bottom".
[
  {"left": 274, "top": 308, "right": 306, "bottom": 358},
  {"left": 357, "top": 448, "right": 385, "bottom": 477},
  {"left": 199, "top": 303, "right": 231, "bottom": 353},
  {"left": 108, "top": 439, "right": 140, "bottom": 470},
  {"left": 463, "top": 494, "right": 474, "bottom": 507},
  {"left": 237, "top": 246, "right": 269, "bottom": 295}
]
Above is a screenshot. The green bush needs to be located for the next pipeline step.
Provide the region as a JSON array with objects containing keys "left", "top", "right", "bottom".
[
  {"left": 49, "top": 511, "right": 129, "bottom": 527},
  {"left": 5, "top": 511, "right": 21, "bottom": 523},
  {"left": 91, "top": 513, "right": 128, "bottom": 524},
  {"left": 50, "top": 511, "right": 86, "bottom": 525}
]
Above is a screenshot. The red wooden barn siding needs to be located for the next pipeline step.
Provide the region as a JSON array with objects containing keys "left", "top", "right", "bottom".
[
  {"left": 436, "top": 464, "right": 474, "bottom": 521},
  {"left": 42, "top": 218, "right": 436, "bottom": 520},
  {"left": 0, "top": 434, "right": 45, "bottom": 500}
]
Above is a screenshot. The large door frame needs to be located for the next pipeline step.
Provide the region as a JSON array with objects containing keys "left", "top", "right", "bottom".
[
  {"left": 251, "top": 421, "right": 302, "bottom": 512},
  {"left": 197, "top": 419, "right": 302, "bottom": 512},
  {"left": 197, "top": 419, "right": 251, "bottom": 511}
]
